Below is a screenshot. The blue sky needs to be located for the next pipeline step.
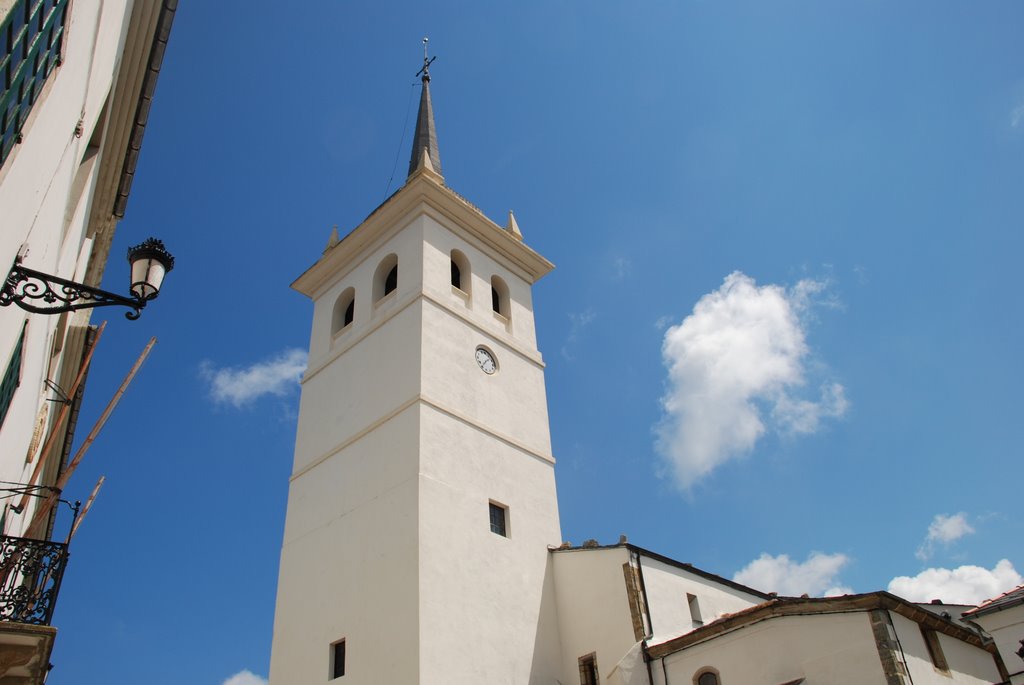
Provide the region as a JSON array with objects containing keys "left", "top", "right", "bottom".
[{"left": 47, "top": 2, "right": 1023, "bottom": 684}]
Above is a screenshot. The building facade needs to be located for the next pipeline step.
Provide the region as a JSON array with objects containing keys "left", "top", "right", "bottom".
[{"left": 0, "top": 1, "right": 176, "bottom": 681}]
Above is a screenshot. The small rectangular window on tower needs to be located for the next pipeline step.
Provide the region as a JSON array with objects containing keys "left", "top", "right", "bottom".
[
  {"left": 489, "top": 501, "right": 508, "bottom": 537},
  {"left": 330, "top": 639, "right": 346, "bottom": 679}
]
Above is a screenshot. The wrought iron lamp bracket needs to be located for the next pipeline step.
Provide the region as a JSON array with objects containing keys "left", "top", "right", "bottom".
[{"left": 0, "top": 262, "right": 150, "bottom": 320}]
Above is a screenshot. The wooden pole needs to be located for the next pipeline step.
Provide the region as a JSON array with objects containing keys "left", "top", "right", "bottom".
[
  {"left": 65, "top": 476, "right": 104, "bottom": 544},
  {"left": 27, "top": 337, "right": 156, "bottom": 536},
  {"left": 17, "top": 321, "right": 107, "bottom": 512}
]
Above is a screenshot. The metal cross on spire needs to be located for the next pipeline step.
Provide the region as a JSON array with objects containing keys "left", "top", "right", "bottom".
[{"left": 416, "top": 37, "right": 436, "bottom": 82}]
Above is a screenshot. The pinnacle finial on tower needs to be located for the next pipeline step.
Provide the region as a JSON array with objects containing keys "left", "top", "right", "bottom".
[
  {"left": 505, "top": 210, "right": 523, "bottom": 241},
  {"left": 408, "top": 38, "right": 442, "bottom": 179}
]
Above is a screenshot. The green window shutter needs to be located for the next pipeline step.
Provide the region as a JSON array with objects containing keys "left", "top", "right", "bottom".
[
  {"left": 0, "top": 323, "right": 27, "bottom": 429},
  {"left": 1, "top": 0, "right": 72, "bottom": 168}
]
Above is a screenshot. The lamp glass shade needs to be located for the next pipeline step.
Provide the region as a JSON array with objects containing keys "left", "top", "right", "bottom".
[
  {"left": 127, "top": 238, "right": 174, "bottom": 300},
  {"left": 130, "top": 259, "right": 166, "bottom": 299}
]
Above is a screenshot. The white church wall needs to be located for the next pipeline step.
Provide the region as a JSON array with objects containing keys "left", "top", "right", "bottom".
[
  {"left": 417, "top": 402, "right": 563, "bottom": 684},
  {"left": 417, "top": 209, "right": 552, "bottom": 460},
  {"left": 277, "top": 170, "right": 564, "bottom": 683},
  {"left": 639, "top": 554, "right": 763, "bottom": 644},
  {"left": 888, "top": 612, "right": 1002, "bottom": 685},
  {"left": 420, "top": 209, "right": 539, "bottom": 349},
  {"left": 553, "top": 547, "right": 639, "bottom": 685},
  {"left": 293, "top": 300, "right": 422, "bottom": 474},
  {"left": 419, "top": 297, "right": 552, "bottom": 460},
  {"left": 269, "top": 404, "right": 422, "bottom": 684},
  {"left": 653, "top": 612, "right": 885, "bottom": 685},
  {"left": 295, "top": 251, "right": 424, "bottom": 475},
  {"left": 306, "top": 215, "right": 426, "bottom": 366}
]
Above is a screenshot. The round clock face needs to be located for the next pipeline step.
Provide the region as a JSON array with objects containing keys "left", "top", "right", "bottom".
[{"left": 475, "top": 347, "right": 497, "bottom": 374}]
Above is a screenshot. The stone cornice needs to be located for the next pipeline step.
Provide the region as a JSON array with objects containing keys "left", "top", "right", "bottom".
[{"left": 292, "top": 171, "right": 554, "bottom": 299}]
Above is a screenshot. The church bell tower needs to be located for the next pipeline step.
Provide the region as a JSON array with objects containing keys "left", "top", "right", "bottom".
[{"left": 268, "top": 49, "right": 564, "bottom": 684}]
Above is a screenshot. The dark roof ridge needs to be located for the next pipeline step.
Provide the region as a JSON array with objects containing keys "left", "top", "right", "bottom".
[
  {"left": 626, "top": 543, "right": 772, "bottom": 600},
  {"left": 548, "top": 541, "right": 771, "bottom": 600}
]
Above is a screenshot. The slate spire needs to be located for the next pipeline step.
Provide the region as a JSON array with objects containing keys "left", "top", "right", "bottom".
[{"left": 408, "top": 39, "right": 441, "bottom": 178}]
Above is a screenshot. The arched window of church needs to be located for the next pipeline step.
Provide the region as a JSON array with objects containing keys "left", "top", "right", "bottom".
[
  {"left": 332, "top": 288, "right": 355, "bottom": 335},
  {"left": 450, "top": 249, "right": 470, "bottom": 293},
  {"left": 695, "top": 670, "right": 720, "bottom": 685},
  {"left": 491, "top": 275, "right": 509, "bottom": 318},
  {"left": 373, "top": 254, "right": 399, "bottom": 303}
]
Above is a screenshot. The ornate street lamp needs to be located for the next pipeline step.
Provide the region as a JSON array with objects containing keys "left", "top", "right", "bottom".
[{"left": 0, "top": 238, "right": 174, "bottom": 320}]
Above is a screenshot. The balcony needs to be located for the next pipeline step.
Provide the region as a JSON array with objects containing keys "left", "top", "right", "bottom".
[{"left": 0, "top": 534, "right": 69, "bottom": 684}]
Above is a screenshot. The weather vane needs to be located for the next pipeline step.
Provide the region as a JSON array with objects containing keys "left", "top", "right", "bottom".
[{"left": 416, "top": 37, "right": 436, "bottom": 82}]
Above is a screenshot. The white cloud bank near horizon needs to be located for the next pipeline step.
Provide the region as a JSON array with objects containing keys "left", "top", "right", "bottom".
[
  {"left": 733, "top": 552, "right": 853, "bottom": 597},
  {"left": 888, "top": 559, "right": 1022, "bottom": 605},
  {"left": 655, "top": 271, "right": 847, "bottom": 489},
  {"left": 201, "top": 348, "right": 307, "bottom": 408},
  {"left": 916, "top": 512, "right": 975, "bottom": 561},
  {"left": 222, "top": 670, "right": 267, "bottom": 685}
]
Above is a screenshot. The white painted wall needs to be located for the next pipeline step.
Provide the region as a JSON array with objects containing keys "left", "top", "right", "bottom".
[
  {"left": 970, "top": 605, "right": 1024, "bottom": 684},
  {"left": 269, "top": 405, "right": 422, "bottom": 684},
  {"left": 271, "top": 180, "right": 563, "bottom": 683},
  {"left": 295, "top": 221, "right": 426, "bottom": 473},
  {"left": 552, "top": 547, "right": 639, "bottom": 685},
  {"left": 639, "top": 554, "right": 763, "bottom": 643},
  {"left": 654, "top": 612, "right": 886, "bottom": 685},
  {"left": 0, "top": 0, "right": 144, "bottom": 537},
  {"left": 889, "top": 612, "right": 1002, "bottom": 685},
  {"left": 418, "top": 403, "right": 562, "bottom": 684},
  {"left": 420, "top": 212, "right": 538, "bottom": 348}
]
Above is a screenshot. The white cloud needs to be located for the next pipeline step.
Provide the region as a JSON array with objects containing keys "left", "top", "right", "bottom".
[
  {"left": 654, "top": 271, "right": 846, "bottom": 489},
  {"left": 888, "top": 559, "right": 1022, "bottom": 605},
  {"left": 612, "top": 256, "right": 632, "bottom": 280},
  {"left": 202, "top": 348, "right": 307, "bottom": 408},
  {"left": 653, "top": 314, "right": 674, "bottom": 331},
  {"left": 222, "top": 670, "right": 268, "bottom": 685},
  {"left": 561, "top": 309, "right": 597, "bottom": 361},
  {"left": 1012, "top": 103, "right": 1024, "bottom": 128},
  {"left": 734, "top": 552, "right": 852, "bottom": 597},
  {"left": 916, "top": 512, "right": 975, "bottom": 561},
  {"left": 772, "top": 382, "right": 848, "bottom": 435}
]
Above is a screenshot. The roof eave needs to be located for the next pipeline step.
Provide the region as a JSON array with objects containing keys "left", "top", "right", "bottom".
[{"left": 646, "top": 591, "right": 995, "bottom": 660}]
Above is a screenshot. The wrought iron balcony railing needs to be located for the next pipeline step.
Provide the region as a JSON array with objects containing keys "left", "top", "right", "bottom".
[
  {"left": 1, "top": 0, "right": 70, "bottom": 168},
  {"left": 0, "top": 534, "right": 69, "bottom": 626}
]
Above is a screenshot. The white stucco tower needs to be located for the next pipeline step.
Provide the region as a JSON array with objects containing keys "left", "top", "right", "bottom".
[{"left": 268, "top": 56, "right": 564, "bottom": 684}]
